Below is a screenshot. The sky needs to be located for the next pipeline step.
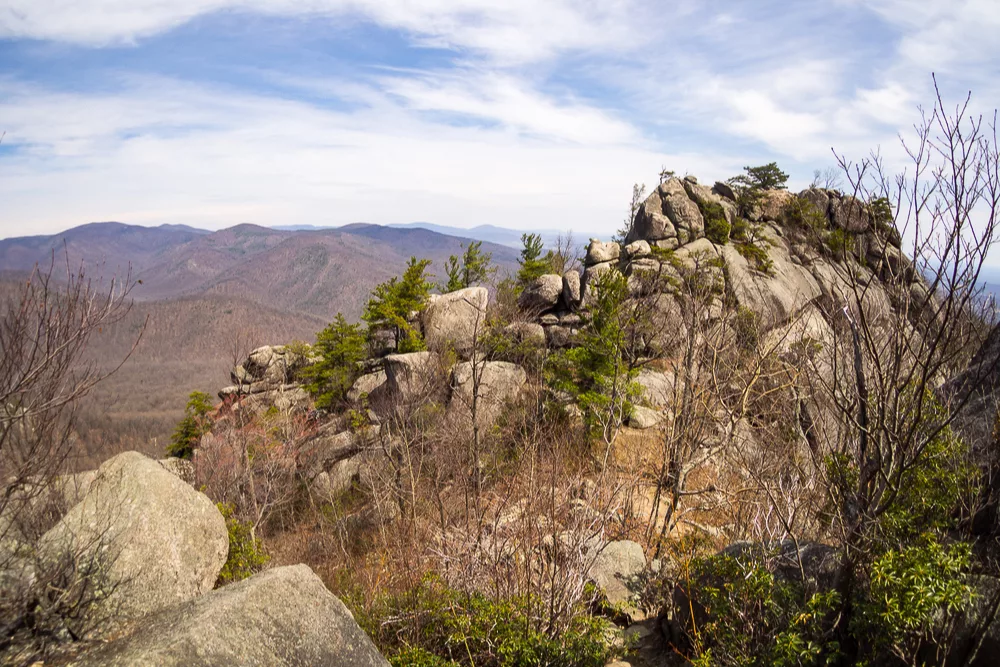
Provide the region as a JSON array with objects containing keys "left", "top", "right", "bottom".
[{"left": 0, "top": 0, "right": 998, "bottom": 238}]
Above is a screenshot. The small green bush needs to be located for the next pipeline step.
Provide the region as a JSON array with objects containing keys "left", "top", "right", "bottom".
[
  {"left": 354, "top": 575, "right": 618, "bottom": 667},
  {"left": 167, "top": 391, "right": 214, "bottom": 459},
  {"left": 825, "top": 228, "right": 854, "bottom": 258},
  {"left": 216, "top": 502, "right": 270, "bottom": 586},
  {"left": 699, "top": 200, "right": 731, "bottom": 245}
]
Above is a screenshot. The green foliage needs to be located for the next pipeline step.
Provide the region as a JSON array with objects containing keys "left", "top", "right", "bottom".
[
  {"left": 167, "top": 390, "right": 213, "bottom": 459},
  {"left": 861, "top": 535, "right": 973, "bottom": 649},
  {"left": 363, "top": 256, "right": 433, "bottom": 352},
  {"left": 683, "top": 553, "right": 841, "bottom": 667},
  {"left": 729, "top": 217, "right": 774, "bottom": 275},
  {"left": 355, "top": 575, "right": 618, "bottom": 667},
  {"left": 727, "top": 162, "right": 789, "bottom": 218},
  {"left": 444, "top": 241, "right": 494, "bottom": 292},
  {"left": 699, "top": 199, "right": 732, "bottom": 245},
  {"left": 825, "top": 228, "right": 854, "bottom": 258},
  {"left": 780, "top": 196, "right": 828, "bottom": 234},
  {"left": 517, "top": 233, "right": 557, "bottom": 288},
  {"left": 216, "top": 502, "right": 270, "bottom": 586},
  {"left": 547, "top": 269, "right": 641, "bottom": 439},
  {"left": 733, "top": 306, "right": 760, "bottom": 352},
  {"left": 300, "top": 314, "right": 366, "bottom": 409}
]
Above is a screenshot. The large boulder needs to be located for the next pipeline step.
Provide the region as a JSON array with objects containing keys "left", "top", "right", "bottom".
[
  {"left": 658, "top": 178, "right": 704, "bottom": 241},
  {"left": 518, "top": 274, "right": 564, "bottom": 312},
  {"left": 39, "top": 452, "right": 227, "bottom": 633},
  {"left": 449, "top": 361, "right": 528, "bottom": 430},
  {"left": 718, "top": 227, "right": 823, "bottom": 327},
  {"left": 832, "top": 195, "right": 870, "bottom": 232},
  {"left": 422, "top": 287, "right": 489, "bottom": 357},
  {"left": 348, "top": 370, "right": 387, "bottom": 402},
  {"left": 628, "top": 191, "right": 678, "bottom": 244},
  {"left": 504, "top": 321, "right": 546, "bottom": 347},
  {"left": 243, "top": 345, "right": 309, "bottom": 385},
  {"left": 562, "top": 270, "right": 582, "bottom": 308},
  {"left": 380, "top": 351, "right": 442, "bottom": 407},
  {"left": 76, "top": 564, "right": 389, "bottom": 666},
  {"left": 586, "top": 240, "right": 620, "bottom": 265},
  {"left": 589, "top": 540, "right": 647, "bottom": 619},
  {"left": 756, "top": 189, "right": 795, "bottom": 222},
  {"left": 637, "top": 370, "right": 675, "bottom": 409}
]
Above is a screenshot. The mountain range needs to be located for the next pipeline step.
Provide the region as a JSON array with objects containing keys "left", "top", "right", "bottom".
[{"left": 0, "top": 221, "right": 522, "bottom": 447}]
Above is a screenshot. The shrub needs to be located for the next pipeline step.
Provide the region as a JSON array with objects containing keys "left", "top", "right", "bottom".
[
  {"left": 216, "top": 502, "right": 270, "bottom": 586},
  {"left": 699, "top": 199, "right": 731, "bottom": 245},
  {"left": 167, "top": 390, "right": 214, "bottom": 459},
  {"left": 363, "top": 256, "right": 433, "bottom": 353},
  {"left": 354, "top": 575, "right": 618, "bottom": 667},
  {"left": 300, "top": 314, "right": 366, "bottom": 410},
  {"left": 444, "top": 241, "right": 495, "bottom": 292},
  {"left": 516, "top": 233, "right": 558, "bottom": 288}
]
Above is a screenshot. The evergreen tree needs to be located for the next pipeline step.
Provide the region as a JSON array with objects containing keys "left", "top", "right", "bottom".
[
  {"left": 167, "top": 390, "right": 214, "bottom": 459},
  {"left": 300, "top": 314, "right": 366, "bottom": 409},
  {"left": 517, "top": 233, "right": 556, "bottom": 288},
  {"left": 444, "top": 241, "right": 494, "bottom": 292},
  {"left": 727, "top": 162, "right": 790, "bottom": 217},
  {"left": 547, "top": 268, "right": 640, "bottom": 443},
  {"left": 363, "top": 257, "right": 433, "bottom": 353}
]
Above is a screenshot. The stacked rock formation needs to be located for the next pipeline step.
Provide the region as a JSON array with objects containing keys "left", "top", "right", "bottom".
[{"left": 218, "top": 344, "right": 311, "bottom": 412}]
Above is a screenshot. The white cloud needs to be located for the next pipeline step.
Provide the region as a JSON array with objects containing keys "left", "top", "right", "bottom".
[
  {"left": 0, "top": 0, "right": 640, "bottom": 63},
  {"left": 0, "top": 76, "right": 730, "bottom": 237}
]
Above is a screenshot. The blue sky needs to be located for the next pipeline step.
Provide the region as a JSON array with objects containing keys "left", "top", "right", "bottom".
[{"left": 1, "top": 0, "right": 998, "bottom": 238}]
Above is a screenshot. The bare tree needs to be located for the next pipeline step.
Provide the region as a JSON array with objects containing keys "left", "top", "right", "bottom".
[
  {"left": 0, "top": 256, "right": 143, "bottom": 662},
  {"left": 801, "top": 78, "right": 1000, "bottom": 663}
]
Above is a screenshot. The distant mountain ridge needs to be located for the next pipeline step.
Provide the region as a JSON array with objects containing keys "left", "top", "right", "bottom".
[{"left": 0, "top": 221, "right": 520, "bottom": 321}]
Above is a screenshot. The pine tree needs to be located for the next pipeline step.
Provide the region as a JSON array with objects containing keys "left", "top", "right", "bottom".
[
  {"left": 363, "top": 257, "right": 433, "bottom": 352},
  {"left": 167, "top": 390, "right": 214, "bottom": 459},
  {"left": 516, "top": 233, "right": 556, "bottom": 288},
  {"left": 301, "top": 314, "right": 366, "bottom": 409},
  {"left": 444, "top": 241, "right": 494, "bottom": 292}
]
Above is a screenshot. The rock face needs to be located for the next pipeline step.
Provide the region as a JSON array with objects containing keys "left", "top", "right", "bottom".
[
  {"left": 76, "top": 564, "right": 389, "bottom": 667},
  {"left": 589, "top": 540, "right": 647, "bottom": 619},
  {"left": 422, "top": 286, "right": 489, "bottom": 356},
  {"left": 39, "top": 452, "right": 227, "bottom": 632},
  {"left": 380, "top": 351, "right": 441, "bottom": 407},
  {"left": 518, "top": 274, "right": 564, "bottom": 312},
  {"left": 449, "top": 361, "right": 528, "bottom": 429},
  {"left": 562, "top": 270, "right": 582, "bottom": 307},
  {"left": 348, "top": 370, "right": 387, "bottom": 402},
  {"left": 586, "top": 240, "right": 620, "bottom": 264}
]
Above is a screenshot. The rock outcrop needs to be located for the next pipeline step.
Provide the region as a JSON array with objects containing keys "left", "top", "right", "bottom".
[
  {"left": 76, "top": 564, "right": 389, "bottom": 667},
  {"left": 423, "top": 286, "right": 489, "bottom": 357},
  {"left": 448, "top": 361, "right": 528, "bottom": 429},
  {"left": 39, "top": 452, "right": 228, "bottom": 634}
]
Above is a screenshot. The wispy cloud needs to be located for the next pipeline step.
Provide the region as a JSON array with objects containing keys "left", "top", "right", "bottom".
[{"left": 0, "top": 0, "right": 998, "bottom": 238}]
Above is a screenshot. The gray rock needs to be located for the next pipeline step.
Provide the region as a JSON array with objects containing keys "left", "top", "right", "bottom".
[
  {"left": 712, "top": 181, "right": 737, "bottom": 201},
  {"left": 546, "top": 325, "right": 576, "bottom": 349},
  {"left": 504, "top": 322, "right": 546, "bottom": 347},
  {"left": 76, "top": 564, "right": 389, "bottom": 667},
  {"left": 628, "top": 191, "right": 677, "bottom": 244},
  {"left": 589, "top": 540, "right": 647, "bottom": 616},
  {"left": 658, "top": 178, "right": 704, "bottom": 238},
  {"left": 756, "top": 189, "right": 795, "bottom": 222},
  {"left": 624, "top": 240, "right": 651, "bottom": 259},
  {"left": 637, "top": 370, "right": 675, "bottom": 409},
  {"left": 628, "top": 406, "right": 664, "bottom": 429},
  {"left": 586, "top": 239, "right": 620, "bottom": 265},
  {"left": 422, "top": 286, "right": 489, "bottom": 357},
  {"left": 382, "top": 351, "right": 441, "bottom": 406},
  {"left": 518, "top": 274, "right": 564, "bottom": 312},
  {"left": 449, "top": 361, "right": 528, "bottom": 430},
  {"left": 798, "top": 188, "right": 832, "bottom": 222},
  {"left": 718, "top": 228, "right": 822, "bottom": 327},
  {"left": 348, "top": 370, "right": 387, "bottom": 402},
  {"left": 39, "top": 452, "right": 227, "bottom": 634},
  {"left": 562, "top": 270, "right": 582, "bottom": 307},
  {"left": 313, "top": 456, "right": 362, "bottom": 499},
  {"left": 832, "top": 195, "right": 870, "bottom": 232},
  {"left": 540, "top": 313, "right": 560, "bottom": 326},
  {"left": 158, "top": 458, "right": 195, "bottom": 485}
]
